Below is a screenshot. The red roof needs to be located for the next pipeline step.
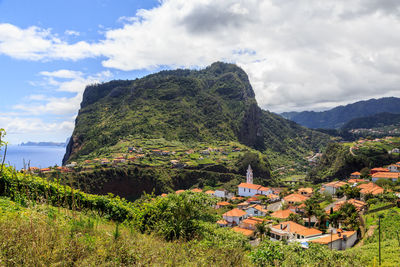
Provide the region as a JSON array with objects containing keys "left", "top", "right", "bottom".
[
  {"left": 223, "top": 208, "right": 247, "bottom": 217},
  {"left": 238, "top": 183, "right": 261, "bottom": 190},
  {"left": 283, "top": 193, "right": 308, "bottom": 203},
  {"left": 372, "top": 172, "right": 400, "bottom": 179},
  {"left": 270, "top": 209, "right": 295, "bottom": 219}
]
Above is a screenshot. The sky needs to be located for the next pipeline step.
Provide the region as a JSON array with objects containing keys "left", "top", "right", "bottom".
[{"left": 1, "top": 0, "right": 400, "bottom": 144}]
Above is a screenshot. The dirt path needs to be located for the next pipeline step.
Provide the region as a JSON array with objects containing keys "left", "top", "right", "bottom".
[{"left": 356, "top": 225, "right": 377, "bottom": 247}]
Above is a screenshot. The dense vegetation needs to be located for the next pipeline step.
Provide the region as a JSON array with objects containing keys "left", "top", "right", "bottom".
[
  {"left": 309, "top": 138, "right": 400, "bottom": 182},
  {"left": 281, "top": 97, "right": 400, "bottom": 129},
  {"left": 342, "top": 112, "right": 400, "bottom": 130}
]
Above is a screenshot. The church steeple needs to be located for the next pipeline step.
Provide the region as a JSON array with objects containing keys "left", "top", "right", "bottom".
[{"left": 246, "top": 164, "right": 253, "bottom": 184}]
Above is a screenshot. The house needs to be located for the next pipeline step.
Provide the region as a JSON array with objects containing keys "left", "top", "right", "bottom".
[
  {"left": 370, "top": 167, "right": 389, "bottom": 174},
  {"left": 238, "top": 183, "right": 261, "bottom": 197},
  {"left": 267, "top": 194, "right": 280, "bottom": 202},
  {"left": 247, "top": 196, "right": 261, "bottom": 204},
  {"left": 357, "top": 183, "right": 384, "bottom": 198},
  {"left": 350, "top": 172, "right": 361, "bottom": 178},
  {"left": 175, "top": 189, "right": 185, "bottom": 194},
  {"left": 270, "top": 221, "right": 322, "bottom": 241},
  {"left": 258, "top": 186, "right": 273, "bottom": 196},
  {"left": 391, "top": 148, "right": 400, "bottom": 153},
  {"left": 328, "top": 199, "right": 368, "bottom": 213},
  {"left": 245, "top": 204, "right": 268, "bottom": 217},
  {"left": 283, "top": 193, "right": 308, "bottom": 205},
  {"left": 310, "top": 230, "right": 357, "bottom": 250},
  {"left": 191, "top": 188, "right": 202, "bottom": 193},
  {"left": 222, "top": 208, "right": 248, "bottom": 226},
  {"left": 205, "top": 190, "right": 215, "bottom": 196},
  {"left": 270, "top": 209, "right": 295, "bottom": 220},
  {"left": 321, "top": 181, "right": 348, "bottom": 195},
  {"left": 388, "top": 164, "right": 400, "bottom": 173},
  {"left": 240, "top": 217, "right": 268, "bottom": 230},
  {"left": 215, "top": 189, "right": 228, "bottom": 198},
  {"left": 216, "top": 201, "right": 231, "bottom": 209},
  {"left": 298, "top": 188, "right": 313, "bottom": 197},
  {"left": 347, "top": 178, "right": 365, "bottom": 185},
  {"left": 237, "top": 201, "right": 250, "bottom": 210},
  {"left": 232, "top": 227, "right": 254, "bottom": 237},
  {"left": 216, "top": 219, "right": 229, "bottom": 227},
  {"left": 371, "top": 172, "right": 400, "bottom": 182}
]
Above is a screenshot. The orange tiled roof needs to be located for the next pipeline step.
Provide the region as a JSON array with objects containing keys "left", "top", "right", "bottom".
[
  {"left": 372, "top": 172, "right": 400, "bottom": 179},
  {"left": 248, "top": 204, "right": 268, "bottom": 213},
  {"left": 348, "top": 178, "right": 365, "bottom": 184},
  {"left": 272, "top": 221, "right": 321, "bottom": 236},
  {"left": 371, "top": 167, "right": 389, "bottom": 172},
  {"left": 223, "top": 208, "right": 247, "bottom": 217},
  {"left": 205, "top": 190, "right": 215, "bottom": 194},
  {"left": 191, "top": 188, "right": 203, "bottom": 193},
  {"left": 324, "top": 181, "right": 348, "bottom": 188},
  {"left": 216, "top": 219, "right": 228, "bottom": 225},
  {"left": 242, "top": 217, "right": 266, "bottom": 225},
  {"left": 270, "top": 209, "right": 295, "bottom": 219},
  {"left": 237, "top": 201, "right": 250, "bottom": 206},
  {"left": 175, "top": 190, "right": 185, "bottom": 194},
  {"left": 298, "top": 188, "right": 313, "bottom": 194},
  {"left": 247, "top": 197, "right": 260, "bottom": 202},
  {"left": 232, "top": 227, "right": 254, "bottom": 236},
  {"left": 284, "top": 193, "right": 309, "bottom": 203},
  {"left": 231, "top": 196, "right": 244, "bottom": 200},
  {"left": 161, "top": 193, "right": 168, "bottom": 197},
  {"left": 238, "top": 183, "right": 262, "bottom": 190},
  {"left": 216, "top": 201, "right": 231, "bottom": 206},
  {"left": 297, "top": 228, "right": 323, "bottom": 237},
  {"left": 330, "top": 199, "right": 367, "bottom": 213},
  {"left": 351, "top": 172, "right": 361, "bottom": 176},
  {"left": 258, "top": 186, "right": 270, "bottom": 192},
  {"left": 311, "top": 231, "right": 356, "bottom": 244},
  {"left": 357, "top": 183, "right": 384, "bottom": 195}
]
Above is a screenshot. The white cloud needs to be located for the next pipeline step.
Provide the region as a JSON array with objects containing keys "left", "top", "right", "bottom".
[
  {"left": 13, "top": 70, "right": 112, "bottom": 115},
  {"left": 65, "top": 30, "right": 80, "bottom": 36},
  {"left": 1, "top": 0, "right": 400, "bottom": 112}
]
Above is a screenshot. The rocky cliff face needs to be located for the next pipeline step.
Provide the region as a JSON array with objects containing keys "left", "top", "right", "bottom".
[{"left": 63, "top": 62, "right": 329, "bottom": 164}]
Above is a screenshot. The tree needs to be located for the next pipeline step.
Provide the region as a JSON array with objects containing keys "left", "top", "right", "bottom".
[
  {"left": 288, "top": 213, "right": 303, "bottom": 225},
  {"left": 255, "top": 221, "right": 268, "bottom": 241},
  {"left": 304, "top": 199, "right": 317, "bottom": 228}
]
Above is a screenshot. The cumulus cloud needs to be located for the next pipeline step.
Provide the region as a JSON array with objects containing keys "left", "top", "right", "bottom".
[{"left": 1, "top": 0, "right": 400, "bottom": 112}]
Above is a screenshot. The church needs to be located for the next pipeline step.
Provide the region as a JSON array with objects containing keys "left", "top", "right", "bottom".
[{"left": 237, "top": 165, "right": 272, "bottom": 197}]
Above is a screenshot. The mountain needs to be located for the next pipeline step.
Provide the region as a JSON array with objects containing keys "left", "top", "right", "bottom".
[
  {"left": 341, "top": 112, "right": 400, "bottom": 130},
  {"left": 64, "top": 62, "right": 329, "bottom": 164},
  {"left": 20, "top": 141, "right": 67, "bottom": 147},
  {"left": 281, "top": 97, "right": 400, "bottom": 129},
  {"left": 62, "top": 62, "right": 330, "bottom": 198}
]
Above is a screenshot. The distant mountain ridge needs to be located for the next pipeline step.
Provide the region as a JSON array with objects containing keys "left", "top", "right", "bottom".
[
  {"left": 341, "top": 112, "right": 400, "bottom": 130},
  {"left": 281, "top": 97, "right": 400, "bottom": 129},
  {"left": 20, "top": 141, "right": 67, "bottom": 147}
]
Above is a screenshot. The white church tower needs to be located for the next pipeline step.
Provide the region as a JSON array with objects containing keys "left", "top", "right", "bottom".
[{"left": 246, "top": 164, "right": 253, "bottom": 184}]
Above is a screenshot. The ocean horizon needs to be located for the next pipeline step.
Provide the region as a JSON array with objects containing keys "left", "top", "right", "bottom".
[{"left": 2, "top": 145, "right": 66, "bottom": 170}]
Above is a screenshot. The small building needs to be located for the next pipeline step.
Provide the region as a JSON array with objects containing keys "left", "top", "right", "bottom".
[
  {"left": 216, "top": 219, "right": 229, "bottom": 227},
  {"left": 205, "top": 190, "right": 215, "bottom": 196},
  {"left": 310, "top": 230, "right": 357, "bottom": 250},
  {"left": 215, "top": 189, "right": 228, "bottom": 198},
  {"left": 270, "top": 221, "right": 322, "bottom": 241},
  {"left": 216, "top": 201, "right": 231, "bottom": 209},
  {"left": 298, "top": 188, "right": 313, "bottom": 197},
  {"left": 270, "top": 209, "right": 295, "bottom": 220},
  {"left": 238, "top": 183, "right": 261, "bottom": 197},
  {"left": 283, "top": 193, "right": 309, "bottom": 205},
  {"left": 388, "top": 164, "right": 400, "bottom": 173},
  {"left": 175, "top": 189, "right": 185, "bottom": 194},
  {"left": 191, "top": 188, "right": 202, "bottom": 193},
  {"left": 370, "top": 167, "right": 389, "bottom": 174},
  {"left": 237, "top": 201, "right": 250, "bottom": 210},
  {"left": 245, "top": 204, "right": 268, "bottom": 217},
  {"left": 328, "top": 199, "right": 367, "bottom": 214},
  {"left": 347, "top": 178, "right": 365, "bottom": 185},
  {"left": 350, "top": 172, "right": 361, "bottom": 178},
  {"left": 357, "top": 183, "right": 384, "bottom": 198},
  {"left": 222, "top": 208, "right": 248, "bottom": 226},
  {"left": 240, "top": 217, "right": 267, "bottom": 230},
  {"left": 232, "top": 226, "right": 254, "bottom": 237},
  {"left": 321, "top": 181, "right": 348, "bottom": 195},
  {"left": 371, "top": 172, "right": 400, "bottom": 182}
]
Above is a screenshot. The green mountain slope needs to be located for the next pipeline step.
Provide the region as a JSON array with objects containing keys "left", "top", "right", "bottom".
[
  {"left": 342, "top": 112, "right": 400, "bottom": 130},
  {"left": 281, "top": 97, "right": 400, "bottom": 129},
  {"left": 64, "top": 62, "right": 329, "bottom": 164}
]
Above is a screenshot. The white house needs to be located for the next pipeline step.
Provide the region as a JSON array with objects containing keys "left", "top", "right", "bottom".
[
  {"left": 388, "top": 164, "right": 400, "bottom": 173},
  {"left": 215, "top": 189, "right": 228, "bottom": 198},
  {"left": 238, "top": 183, "right": 261, "bottom": 197},
  {"left": 310, "top": 230, "right": 357, "bottom": 250},
  {"left": 321, "top": 181, "right": 348, "bottom": 195},
  {"left": 245, "top": 204, "right": 268, "bottom": 217},
  {"left": 222, "top": 208, "right": 248, "bottom": 226}
]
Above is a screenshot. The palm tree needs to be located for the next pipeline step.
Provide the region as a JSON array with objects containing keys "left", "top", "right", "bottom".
[
  {"left": 255, "top": 221, "right": 268, "bottom": 240},
  {"left": 304, "top": 199, "right": 316, "bottom": 228},
  {"left": 315, "top": 210, "right": 329, "bottom": 230}
]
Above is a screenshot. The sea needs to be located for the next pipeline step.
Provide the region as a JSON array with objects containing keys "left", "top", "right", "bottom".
[{"left": 2, "top": 145, "right": 66, "bottom": 170}]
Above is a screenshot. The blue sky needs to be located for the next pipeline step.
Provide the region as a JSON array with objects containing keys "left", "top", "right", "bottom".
[{"left": 1, "top": 0, "right": 400, "bottom": 144}]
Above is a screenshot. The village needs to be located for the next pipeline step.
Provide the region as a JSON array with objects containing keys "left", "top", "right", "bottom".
[{"left": 163, "top": 161, "right": 400, "bottom": 250}]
